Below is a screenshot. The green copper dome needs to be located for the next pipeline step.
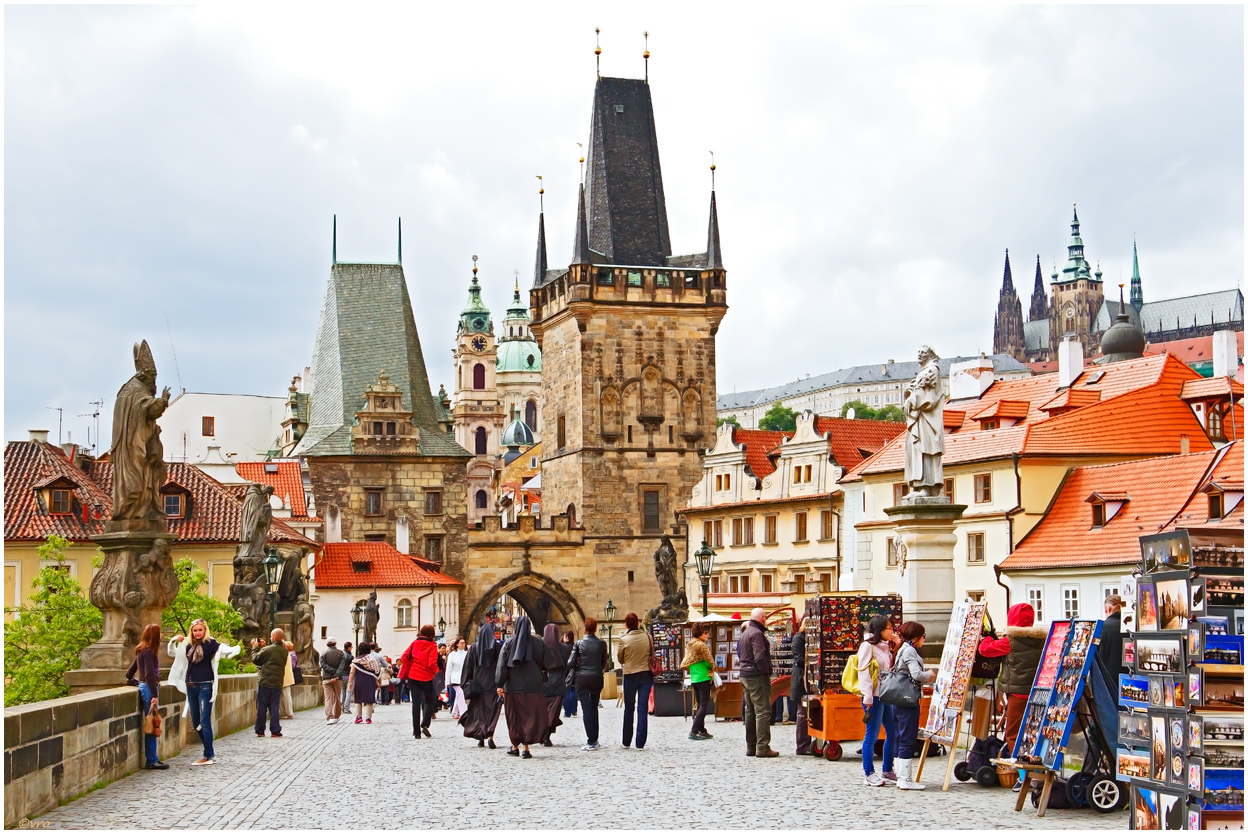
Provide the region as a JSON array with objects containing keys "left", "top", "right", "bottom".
[
  {"left": 458, "top": 267, "right": 492, "bottom": 335},
  {"left": 496, "top": 339, "right": 541, "bottom": 373}
]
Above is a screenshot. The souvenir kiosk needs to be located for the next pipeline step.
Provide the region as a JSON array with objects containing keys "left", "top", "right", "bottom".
[
  {"left": 700, "top": 610, "right": 796, "bottom": 720},
  {"left": 802, "top": 592, "right": 931, "bottom": 760},
  {"left": 648, "top": 620, "right": 686, "bottom": 716}
]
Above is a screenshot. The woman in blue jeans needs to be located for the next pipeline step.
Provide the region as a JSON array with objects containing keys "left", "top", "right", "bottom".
[
  {"left": 168, "top": 619, "right": 242, "bottom": 765},
  {"left": 857, "top": 615, "right": 899, "bottom": 786},
  {"left": 127, "top": 624, "right": 167, "bottom": 770},
  {"left": 616, "top": 613, "right": 654, "bottom": 749}
]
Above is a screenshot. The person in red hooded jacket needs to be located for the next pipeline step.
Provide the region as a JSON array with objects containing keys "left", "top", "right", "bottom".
[
  {"left": 997, "top": 603, "right": 1046, "bottom": 757},
  {"left": 399, "top": 625, "right": 442, "bottom": 739}
]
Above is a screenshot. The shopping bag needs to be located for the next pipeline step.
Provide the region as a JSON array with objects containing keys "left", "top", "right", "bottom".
[
  {"left": 712, "top": 671, "right": 723, "bottom": 688},
  {"left": 970, "top": 687, "right": 994, "bottom": 740},
  {"left": 143, "top": 701, "right": 162, "bottom": 737}
]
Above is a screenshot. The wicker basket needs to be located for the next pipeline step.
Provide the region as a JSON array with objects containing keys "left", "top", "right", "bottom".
[{"left": 995, "top": 764, "right": 1020, "bottom": 788}]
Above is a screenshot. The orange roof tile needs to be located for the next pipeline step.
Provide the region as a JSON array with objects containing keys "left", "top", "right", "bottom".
[
  {"left": 970, "top": 399, "right": 1031, "bottom": 422},
  {"left": 1039, "top": 388, "right": 1102, "bottom": 414},
  {"left": 236, "top": 461, "right": 317, "bottom": 520},
  {"left": 314, "top": 542, "right": 463, "bottom": 588},
  {"left": 1180, "top": 376, "right": 1245, "bottom": 402},
  {"left": 944, "top": 409, "right": 966, "bottom": 429},
  {"left": 1165, "top": 442, "right": 1244, "bottom": 533},
  {"left": 812, "top": 416, "right": 906, "bottom": 469},
  {"left": 1086, "top": 491, "right": 1131, "bottom": 503},
  {"left": 1001, "top": 449, "right": 1221, "bottom": 571},
  {"left": 734, "top": 429, "right": 789, "bottom": 478},
  {"left": 1145, "top": 331, "right": 1245, "bottom": 364}
]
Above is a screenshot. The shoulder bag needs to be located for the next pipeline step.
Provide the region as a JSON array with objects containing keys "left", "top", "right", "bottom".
[
  {"left": 840, "top": 653, "right": 879, "bottom": 696},
  {"left": 564, "top": 643, "right": 582, "bottom": 689},
  {"left": 878, "top": 649, "right": 922, "bottom": 708},
  {"left": 647, "top": 633, "right": 663, "bottom": 676},
  {"left": 143, "top": 700, "right": 163, "bottom": 737}
]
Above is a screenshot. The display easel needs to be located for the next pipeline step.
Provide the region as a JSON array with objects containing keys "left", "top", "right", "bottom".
[{"left": 915, "top": 600, "right": 987, "bottom": 791}]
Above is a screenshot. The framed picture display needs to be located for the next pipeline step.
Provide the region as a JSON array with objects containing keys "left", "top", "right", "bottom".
[
  {"left": 1204, "top": 634, "right": 1244, "bottom": 665},
  {"left": 1159, "top": 791, "right": 1185, "bottom": 830},
  {"left": 1163, "top": 676, "right": 1176, "bottom": 709},
  {"left": 1149, "top": 674, "right": 1167, "bottom": 708},
  {"left": 1120, "top": 673, "right": 1150, "bottom": 709},
  {"left": 1206, "top": 576, "right": 1245, "bottom": 609},
  {"left": 1117, "top": 746, "right": 1151, "bottom": 780},
  {"left": 1169, "top": 711, "right": 1187, "bottom": 757},
  {"left": 1198, "top": 614, "right": 1229, "bottom": 635},
  {"left": 1154, "top": 571, "right": 1191, "bottom": 631},
  {"left": 1203, "top": 677, "right": 1244, "bottom": 711},
  {"left": 1137, "top": 580, "right": 1160, "bottom": 632},
  {"left": 1204, "top": 767, "right": 1246, "bottom": 811},
  {"left": 1187, "top": 622, "right": 1205, "bottom": 660},
  {"left": 1188, "top": 756, "right": 1204, "bottom": 795},
  {"left": 1133, "top": 784, "right": 1160, "bottom": 831},
  {"left": 1170, "top": 676, "right": 1185, "bottom": 709},
  {"left": 1151, "top": 714, "right": 1169, "bottom": 783},
  {"left": 1136, "top": 633, "right": 1184, "bottom": 673},
  {"left": 1201, "top": 811, "right": 1244, "bottom": 831},
  {"left": 1122, "top": 712, "right": 1151, "bottom": 746},
  {"left": 1205, "top": 744, "right": 1245, "bottom": 770},
  {"left": 715, "top": 626, "right": 728, "bottom": 643},
  {"left": 714, "top": 653, "right": 727, "bottom": 670},
  {"left": 1203, "top": 714, "right": 1245, "bottom": 743},
  {"left": 1121, "top": 602, "right": 1137, "bottom": 633},
  {"left": 1185, "top": 800, "right": 1201, "bottom": 832},
  {"left": 1188, "top": 714, "right": 1204, "bottom": 755},
  {"left": 1140, "top": 530, "right": 1192, "bottom": 573},
  {"left": 1190, "top": 576, "right": 1207, "bottom": 615},
  {"left": 1122, "top": 635, "right": 1136, "bottom": 671},
  {"left": 1188, "top": 667, "right": 1204, "bottom": 707}
]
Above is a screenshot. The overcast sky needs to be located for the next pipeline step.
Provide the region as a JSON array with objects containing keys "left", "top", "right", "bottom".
[{"left": 5, "top": 5, "right": 1243, "bottom": 449}]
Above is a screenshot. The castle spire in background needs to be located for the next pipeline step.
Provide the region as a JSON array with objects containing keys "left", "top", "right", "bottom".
[
  {"left": 1029, "top": 254, "right": 1049, "bottom": 321},
  {"left": 1130, "top": 238, "right": 1144, "bottom": 313}
]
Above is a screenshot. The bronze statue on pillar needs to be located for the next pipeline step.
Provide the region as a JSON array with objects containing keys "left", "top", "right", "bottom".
[
  {"left": 646, "top": 535, "right": 688, "bottom": 623},
  {"left": 68, "top": 341, "right": 180, "bottom": 694}
]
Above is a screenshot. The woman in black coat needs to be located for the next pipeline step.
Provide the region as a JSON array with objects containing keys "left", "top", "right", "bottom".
[
  {"left": 791, "top": 620, "right": 811, "bottom": 755},
  {"left": 459, "top": 622, "right": 503, "bottom": 748},
  {"left": 539, "top": 623, "right": 569, "bottom": 746},
  {"left": 495, "top": 616, "right": 551, "bottom": 758}
]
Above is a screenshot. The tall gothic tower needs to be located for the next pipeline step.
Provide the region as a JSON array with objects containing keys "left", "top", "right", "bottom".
[
  {"left": 452, "top": 261, "right": 503, "bottom": 524},
  {"left": 992, "top": 250, "right": 1026, "bottom": 362},
  {"left": 1028, "top": 255, "right": 1049, "bottom": 322},
  {"left": 529, "top": 74, "right": 727, "bottom": 614},
  {"left": 1048, "top": 206, "right": 1105, "bottom": 356}
]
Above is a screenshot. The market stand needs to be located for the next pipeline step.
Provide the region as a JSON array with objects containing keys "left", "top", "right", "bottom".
[{"left": 914, "top": 600, "right": 987, "bottom": 790}]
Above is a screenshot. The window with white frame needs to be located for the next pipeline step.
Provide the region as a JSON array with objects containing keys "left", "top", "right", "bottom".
[
  {"left": 397, "top": 598, "right": 413, "bottom": 628},
  {"left": 1062, "top": 586, "right": 1080, "bottom": 619},
  {"left": 1102, "top": 583, "right": 1120, "bottom": 603},
  {"left": 1028, "top": 587, "right": 1044, "bottom": 622},
  {"left": 732, "top": 517, "right": 754, "bottom": 545}
]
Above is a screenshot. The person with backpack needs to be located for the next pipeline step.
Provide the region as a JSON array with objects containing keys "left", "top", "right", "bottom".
[
  {"left": 891, "top": 622, "right": 937, "bottom": 790},
  {"left": 567, "top": 618, "right": 611, "bottom": 750},
  {"left": 857, "top": 615, "right": 898, "bottom": 786},
  {"left": 319, "top": 638, "right": 349, "bottom": 724}
]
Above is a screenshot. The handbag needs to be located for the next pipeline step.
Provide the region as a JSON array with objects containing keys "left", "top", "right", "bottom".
[
  {"left": 712, "top": 671, "right": 724, "bottom": 688},
  {"left": 143, "top": 701, "right": 163, "bottom": 737},
  {"left": 840, "top": 653, "right": 880, "bottom": 696},
  {"left": 564, "top": 643, "right": 581, "bottom": 689},
  {"left": 292, "top": 664, "right": 305, "bottom": 685},
  {"left": 878, "top": 667, "right": 921, "bottom": 708},
  {"left": 647, "top": 633, "right": 663, "bottom": 676}
]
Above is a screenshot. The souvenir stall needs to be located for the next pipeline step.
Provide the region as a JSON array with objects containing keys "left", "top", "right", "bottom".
[
  {"left": 703, "top": 610, "right": 794, "bottom": 720},
  {"left": 649, "top": 620, "right": 687, "bottom": 716},
  {"left": 1119, "top": 530, "right": 1245, "bottom": 831},
  {"left": 915, "top": 601, "right": 988, "bottom": 790},
  {"left": 801, "top": 592, "right": 931, "bottom": 760}
]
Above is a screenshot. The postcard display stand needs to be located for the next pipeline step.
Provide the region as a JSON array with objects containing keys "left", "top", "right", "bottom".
[
  {"left": 801, "top": 593, "right": 923, "bottom": 760},
  {"left": 915, "top": 601, "right": 987, "bottom": 791},
  {"left": 1122, "top": 531, "right": 1245, "bottom": 831},
  {"left": 648, "top": 621, "right": 687, "bottom": 717}
]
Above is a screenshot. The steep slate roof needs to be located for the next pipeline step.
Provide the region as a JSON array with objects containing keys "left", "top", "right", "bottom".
[
  {"left": 1166, "top": 442, "right": 1244, "bottom": 533},
  {"left": 734, "top": 429, "right": 790, "bottom": 478},
  {"left": 812, "top": 416, "right": 906, "bottom": 469},
  {"left": 294, "top": 263, "right": 468, "bottom": 459},
  {"left": 1095, "top": 289, "right": 1244, "bottom": 335},
  {"left": 313, "top": 542, "right": 463, "bottom": 589},
  {"left": 716, "top": 355, "right": 1032, "bottom": 412},
  {"left": 1000, "top": 449, "right": 1221, "bottom": 571},
  {"left": 1024, "top": 320, "right": 1050, "bottom": 352},
  {"left": 235, "top": 461, "right": 318, "bottom": 521},
  {"left": 4, "top": 440, "right": 314, "bottom": 547}
]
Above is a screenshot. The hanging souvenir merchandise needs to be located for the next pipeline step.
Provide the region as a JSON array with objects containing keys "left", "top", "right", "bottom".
[
  {"left": 912, "top": 601, "right": 987, "bottom": 791},
  {"left": 799, "top": 593, "right": 925, "bottom": 761},
  {"left": 648, "top": 620, "right": 686, "bottom": 716}
]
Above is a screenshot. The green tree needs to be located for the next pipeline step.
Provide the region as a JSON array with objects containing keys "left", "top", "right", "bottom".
[
  {"left": 875, "top": 404, "right": 906, "bottom": 423},
  {"left": 840, "top": 399, "right": 905, "bottom": 423},
  {"left": 758, "top": 403, "right": 798, "bottom": 432},
  {"left": 163, "top": 558, "right": 245, "bottom": 674},
  {"left": 3, "top": 536, "right": 102, "bottom": 706},
  {"left": 716, "top": 415, "right": 741, "bottom": 429}
]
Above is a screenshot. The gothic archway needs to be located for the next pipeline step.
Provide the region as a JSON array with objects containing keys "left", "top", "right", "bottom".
[{"left": 464, "top": 570, "right": 585, "bottom": 639}]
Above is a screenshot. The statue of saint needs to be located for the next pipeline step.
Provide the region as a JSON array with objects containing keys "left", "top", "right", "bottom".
[
  {"left": 363, "top": 589, "right": 380, "bottom": 645},
  {"left": 902, "top": 345, "right": 945, "bottom": 499},
  {"left": 654, "top": 535, "right": 679, "bottom": 602},
  {"left": 239, "top": 483, "right": 275, "bottom": 561},
  {"left": 110, "top": 340, "right": 171, "bottom": 525}
]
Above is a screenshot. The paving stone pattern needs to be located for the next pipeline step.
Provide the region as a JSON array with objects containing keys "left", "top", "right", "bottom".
[{"left": 33, "top": 701, "right": 1125, "bottom": 830}]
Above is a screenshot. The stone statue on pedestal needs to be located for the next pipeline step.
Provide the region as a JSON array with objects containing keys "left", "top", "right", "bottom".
[
  {"left": 293, "top": 592, "right": 319, "bottom": 674},
  {"left": 902, "top": 344, "right": 947, "bottom": 503},
  {"left": 109, "top": 340, "right": 173, "bottom": 530},
  {"left": 646, "top": 535, "right": 688, "bottom": 623},
  {"left": 239, "top": 483, "right": 274, "bottom": 561},
  {"left": 363, "top": 589, "right": 380, "bottom": 645}
]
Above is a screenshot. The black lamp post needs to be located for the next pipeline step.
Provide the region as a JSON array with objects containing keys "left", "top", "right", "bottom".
[
  {"left": 694, "top": 539, "right": 716, "bottom": 617},
  {"left": 351, "top": 601, "right": 363, "bottom": 648},
  {"left": 438, "top": 616, "right": 447, "bottom": 640},
  {"left": 604, "top": 598, "right": 617, "bottom": 659},
  {"left": 262, "top": 547, "right": 283, "bottom": 636}
]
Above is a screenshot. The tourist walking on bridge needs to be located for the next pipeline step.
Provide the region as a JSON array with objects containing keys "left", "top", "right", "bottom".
[
  {"left": 250, "top": 628, "right": 290, "bottom": 738},
  {"left": 560, "top": 631, "right": 578, "bottom": 718},
  {"left": 399, "top": 626, "right": 441, "bottom": 737},
  {"left": 460, "top": 622, "right": 503, "bottom": 748},
  {"left": 617, "top": 612, "right": 654, "bottom": 750},
  {"left": 539, "top": 623, "right": 569, "bottom": 746},
  {"left": 167, "top": 619, "right": 242, "bottom": 765},
  {"left": 445, "top": 637, "right": 468, "bottom": 718},
  {"left": 738, "top": 607, "right": 778, "bottom": 758},
  {"left": 319, "top": 638, "right": 349, "bottom": 724},
  {"left": 496, "top": 615, "right": 551, "bottom": 758},
  {"left": 127, "top": 623, "right": 168, "bottom": 770},
  {"left": 568, "top": 618, "right": 610, "bottom": 750},
  {"left": 349, "top": 641, "right": 383, "bottom": 724}
]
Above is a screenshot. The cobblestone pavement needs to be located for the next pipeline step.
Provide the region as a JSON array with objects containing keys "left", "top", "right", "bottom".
[{"left": 36, "top": 700, "right": 1126, "bottom": 830}]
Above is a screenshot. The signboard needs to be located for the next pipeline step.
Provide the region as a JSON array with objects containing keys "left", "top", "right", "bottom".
[{"left": 920, "top": 601, "right": 986, "bottom": 745}]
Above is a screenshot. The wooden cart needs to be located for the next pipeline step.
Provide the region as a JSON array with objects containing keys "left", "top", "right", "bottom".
[{"left": 805, "top": 690, "right": 933, "bottom": 760}]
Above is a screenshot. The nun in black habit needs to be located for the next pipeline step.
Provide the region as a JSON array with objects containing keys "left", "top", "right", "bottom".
[
  {"left": 459, "top": 621, "right": 503, "bottom": 748},
  {"left": 495, "top": 616, "right": 551, "bottom": 758}
]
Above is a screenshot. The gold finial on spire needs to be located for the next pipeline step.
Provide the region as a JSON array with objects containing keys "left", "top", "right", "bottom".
[
  {"left": 595, "top": 28, "right": 601, "bottom": 77},
  {"left": 578, "top": 143, "right": 585, "bottom": 182},
  {"left": 643, "top": 31, "right": 649, "bottom": 82},
  {"left": 709, "top": 151, "right": 716, "bottom": 191},
  {"left": 514, "top": 269, "right": 520, "bottom": 293},
  {"left": 536, "top": 175, "right": 544, "bottom": 212},
  {"left": 472, "top": 253, "right": 478, "bottom": 277}
]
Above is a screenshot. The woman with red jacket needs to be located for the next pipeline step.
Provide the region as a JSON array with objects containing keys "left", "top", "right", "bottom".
[{"left": 399, "top": 625, "right": 442, "bottom": 739}]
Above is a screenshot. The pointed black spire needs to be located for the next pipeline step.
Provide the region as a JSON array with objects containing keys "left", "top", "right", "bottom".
[
  {"left": 706, "top": 190, "right": 723, "bottom": 270},
  {"left": 1029, "top": 254, "right": 1049, "bottom": 322},
  {"left": 572, "top": 182, "right": 591, "bottom": 265},
  {"left": 1001, "top": 249, "right": 1014, "bottom": 290},
  {"left": 332, "top": 215, "right": 337, "bottom": 264},
  {"left": 533, "top": 210, "right": 548, "bottom": 286}
]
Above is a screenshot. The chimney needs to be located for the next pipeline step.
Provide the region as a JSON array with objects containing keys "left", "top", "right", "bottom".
[
  {"left": 395, "top": 515, "right": 410, "bottom": 554},
  {"left": 1212, "top": 330, "right": 1236, "bottom": 379},
  {"left": 1180, "top": 435, "right": 1190, "bottom": 455},
  {"left": 948, "top": 356, "right": 996, "bottom": 400},
  {"left": 1058, "top": 336, "right": 1085, "bottom": 388},
  {"left": 325, "top": 505, "right": 342, "bottom": 543},
  {"left": 28, "top": 429, "right": 49, "bottom": 443}
]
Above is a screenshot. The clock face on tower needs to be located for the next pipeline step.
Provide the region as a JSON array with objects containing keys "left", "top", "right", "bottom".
[{"left": 472, "top": 336, "right": 487, "bottom": 352}]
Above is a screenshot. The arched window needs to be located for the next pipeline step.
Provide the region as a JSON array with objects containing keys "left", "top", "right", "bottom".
[
  {"left": 473, "top": 363, "right": 486, "bottom": 390},
  {"left": 396, "top": 598, "right": 412, "bottom": 628},
  {"left": 557, "top": 415, "right": 566, "bottom": 450},
  {"left": 525, "top": 399, "right": 537, "bottom": 431},
  {"left": 475, "top": 489, "right": 489, "bottom": 509},
  {"left": 474, "top": 426, "right": 488, "bottom": 455}
]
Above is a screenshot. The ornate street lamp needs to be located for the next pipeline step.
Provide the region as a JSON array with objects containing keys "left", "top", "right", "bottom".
[
  {"left": 351, "top": 600, "right": 364, "bottom": 648},
  {"left": 694, "top": 539, "right": 716, "bottom": 617},
  {"left": 262, "top": 547, "right": 284, "bottom": 636},
  {"left": 604, "top": 598, "right": 617, "bottom": 659},
  {"left": 437, "top": 616, "right": 447, "bottom": 639}
]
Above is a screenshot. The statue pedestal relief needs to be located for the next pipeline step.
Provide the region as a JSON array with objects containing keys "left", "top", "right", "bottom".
[{"left": 883, "top": 502, "right": 965, "bottom": 647}]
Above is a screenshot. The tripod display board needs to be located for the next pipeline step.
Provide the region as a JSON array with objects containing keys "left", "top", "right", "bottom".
[{"left": 917, "top": 600, "right": 987, "bottom": 790}]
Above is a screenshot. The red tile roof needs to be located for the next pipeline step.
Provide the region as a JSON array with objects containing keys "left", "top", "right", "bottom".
[
  {"left": 4, "top": 440, "right": 315, "bottom": 548},
  {"left": 734, "top": 429, "right": 789, "bottom": 478},
  {"left": 1180, "top": 376, "right": 1244, "bottom": 402},
  {"left": 1038, "top": 388, "right": 1102, "bottom": 414},
  {"left": 313, "top": 542, "right": 463, "bottom": 588},
  {"left": 1001, "top": 449, "right": 1221, "bottom": 571},
  {"left": 235, "top": 461, "right": 318, "bottom": 520},
  {"left": 944, "top": 409, "right": 966, "bottom": 429},
  {"left": 1165, "top": 442, "right": 1244, "bottom": 533},
  {"left": 812, "top": 416, "right": 906, "bottom": 469},
  {"left": 970, "top": 399, "right": 1032, "bottom": 422}
]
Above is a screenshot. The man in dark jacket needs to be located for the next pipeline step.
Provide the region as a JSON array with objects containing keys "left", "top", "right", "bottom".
[
  {"left": 737, "top": 607, "right": 777, "bottom": 758},
  {"left": 319, "top": 638, "right": 349, "bottom": 724},
  {"left": 791, "top": 620, "right": 810, "bottom": 755},
  {"left": 568, "top": 617, "right": 612, "bottom": 750},
  {"left": 251, "top": 628, "right": 289, "bottom": 737}
]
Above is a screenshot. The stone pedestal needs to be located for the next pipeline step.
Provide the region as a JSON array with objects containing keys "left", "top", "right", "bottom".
[
  {"left": 883, "top": 502, "right": 965, "bottom": 645},
  {"left": 65, "top": 529, "right": 178, "bottom": 696}
]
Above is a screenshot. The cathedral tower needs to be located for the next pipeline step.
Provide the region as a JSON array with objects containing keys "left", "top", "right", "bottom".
[
  {"left": 1028, "top": 255, "right": 1049, "bottom": 322},
  {"left": 529, "top": 74, "right": 727, "bottom": 615},
  {"left": 1048, "top": 206, "right": 1105, "bottom": 357},
  {"left": 992, "top": 250, "right": 1026, "bottom": 362}
]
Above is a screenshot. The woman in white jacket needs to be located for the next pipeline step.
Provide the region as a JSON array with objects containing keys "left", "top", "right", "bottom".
[
  {"left": 167, "top": 620, "right": 242, "bottom": 765},
  {"left": 445, "top": 637, "right": 468, "bottom": 718}
]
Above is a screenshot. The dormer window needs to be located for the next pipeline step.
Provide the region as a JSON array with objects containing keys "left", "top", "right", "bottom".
[
  {"left": 1209, "top": 493, "right": 1224, "bottom": 520},
  {"left": 981, "top": 420, "right": 998, "bottom": 430},
  {"left": 1091, "top": 502, "right": 1106, "bottom": 528},
  {"left": 164, "top": 493, "right": 185, "bottom": 519},
  {"left": 50, "top": 489, "right": 73, "bottom": 515},
  {"left": 1086, "top": 491, "right": 1129, "bottom": 529}
]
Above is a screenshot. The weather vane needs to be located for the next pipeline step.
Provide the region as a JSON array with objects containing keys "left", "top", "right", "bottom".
[
  {"left": 536, "top": 175, "right": 544, "bottom": 212},
  {"left": 709, "top": 151, "right": 716, "bottom": 191},
  {"left": 578, "top": 143, "right": 585, "bottom": 181},
  {"left": 643, "top": 31, "right": 650, "bottom": 82},
  {"left": 472, "top": 254, "right": 478, "bottom": 277},
  {"left": 595, "top": 28, "right": 601, "bottom": 77}
]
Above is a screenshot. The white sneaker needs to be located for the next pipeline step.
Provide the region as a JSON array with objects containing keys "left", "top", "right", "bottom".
[
  {"left": 191, "top": 758, "right": 214, "bottom": 766},
  {"left": 582, "top": 742, "right": 600, "bottom": 751},
  {"left": 864, "top": 772, "right": 885, "bottom": 787}
]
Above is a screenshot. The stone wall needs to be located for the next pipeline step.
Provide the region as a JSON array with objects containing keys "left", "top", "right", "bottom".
[{"left": 4, "top": 677, "right": 322, "bottom": 827}]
